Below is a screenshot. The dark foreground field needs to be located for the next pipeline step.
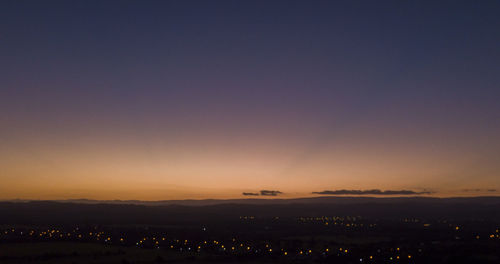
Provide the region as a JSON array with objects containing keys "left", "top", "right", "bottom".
[
  {"left": 0, "top": 197, "right": 499, "bottom": 263},
  {"left": 0, "top": 242, "right": 260, "bottom": 264},
  {"left": 0, "top": 242, "right": 190, "bottom": 264}
]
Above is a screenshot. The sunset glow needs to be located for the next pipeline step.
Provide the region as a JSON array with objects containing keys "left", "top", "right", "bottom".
[{"left": 1, "top": 1, "right": 499, "bottom": 200}]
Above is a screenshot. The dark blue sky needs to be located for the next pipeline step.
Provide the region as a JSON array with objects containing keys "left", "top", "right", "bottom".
[{"left": 1, "top": 0, "right": 499, "bottom": 199}]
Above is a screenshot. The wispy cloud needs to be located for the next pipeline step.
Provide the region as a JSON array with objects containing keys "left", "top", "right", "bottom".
[
  {"left": 312, "top": 189, "right": 432, "bottom": 195},
  {"left": 242, "top": 192, "right": 259, "bottom": 196}
]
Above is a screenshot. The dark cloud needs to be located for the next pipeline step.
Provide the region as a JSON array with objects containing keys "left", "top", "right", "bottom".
[
  {"left": 242, "top": 192, "right": 259, "bottom": 196},
  {"left": 312, "top": 189, "right": 432, "bottom": 195},
  {"left": 462, "top": 188, "right": 497, "bottom": 192},
  {"left": 462, "top": 189, "right": 482, "bottom": 192},
  {"left": 242, "top": 190, "right": 283, "bottom": 196},
  {"left": 260, "top": 190, "right": 282, "bottom": 196}
]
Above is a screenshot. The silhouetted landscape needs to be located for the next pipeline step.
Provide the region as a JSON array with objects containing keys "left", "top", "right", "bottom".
[{"left": 1, "top": 197, "right": 499, "bottom": 263}]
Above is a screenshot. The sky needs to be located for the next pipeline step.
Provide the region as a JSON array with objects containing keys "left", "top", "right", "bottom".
[{"left": 1, "top": 0, "right": 499, "bottom": 200}]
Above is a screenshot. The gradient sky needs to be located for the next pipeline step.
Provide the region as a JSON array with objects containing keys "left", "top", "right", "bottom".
[{"left": 1, "top": 0, "right": 499, "bottom": 200}]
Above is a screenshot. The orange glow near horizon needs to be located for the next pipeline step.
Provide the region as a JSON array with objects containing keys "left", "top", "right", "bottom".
[{"left": 1, "top": 123, "right": 498, "bottom": 200}]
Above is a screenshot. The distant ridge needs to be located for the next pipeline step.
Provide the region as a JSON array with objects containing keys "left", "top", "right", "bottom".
[
  {"left": 3, "top": 196, "right": 500, "bottom": 206},
  {"left": 2, "top": 197, "right": 500, "bottom": 225}
]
